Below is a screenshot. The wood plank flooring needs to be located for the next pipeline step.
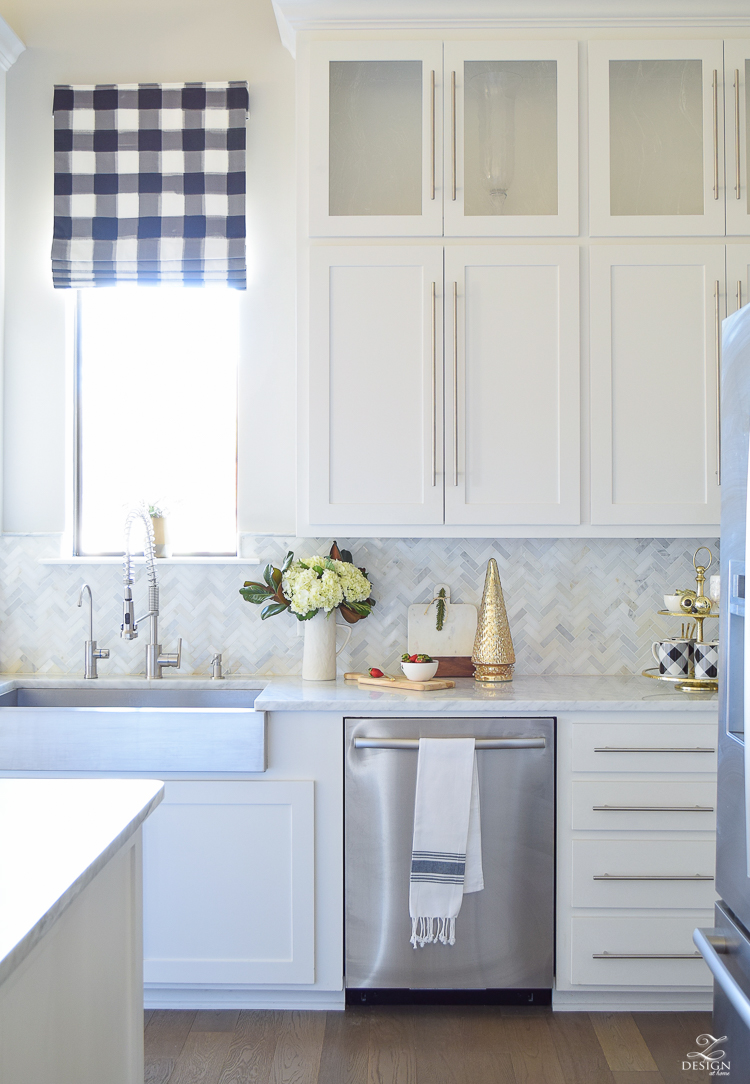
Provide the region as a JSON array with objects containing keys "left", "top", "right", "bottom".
[{"left": 144, "top": 1008, "right": 712, "bottom": 1084}]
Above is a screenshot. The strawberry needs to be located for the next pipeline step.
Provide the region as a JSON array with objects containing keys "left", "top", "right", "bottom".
[
  {"left": 409, "top": 654, "right": 419, "bottom": 662},
  {"left": 368, "top": 667, "right": 384, "bottom": 678}
]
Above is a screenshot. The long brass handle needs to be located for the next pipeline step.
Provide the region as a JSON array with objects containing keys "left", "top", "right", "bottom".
[
  {"left": 354, "top": 737, "right": 547, "bottom": 750},
  {"left": 594, "top": 951, "right": 703, "bottom": 960},
  {"left": 713, "top": 69, "right": 719, "bottom": 200},
  {"left": 430, "top": 69, "right": 436, "bottom": 201},
  {"left": 431, "top": 281, "right": 436, "bottom": 487},
  {"left": 453, "top": 280, "right": 458, "bottom": 486},
  {"left": 715, "top": 279, "right": 722, "bottom": 485},
  {"left": 593, "top": 873, "right": 714, "bottom": 881},
  {"left": 736, "top": 68, "right": 742, "bottom": 199},
  {"left": 451, "top": 70, "right": 457, "bottom": 201},
  {"left": 593, "top": 805, "right": 714, "bottom": 812},
  {"left": 594, "top": 746, "right": 715, "bottom": 753}
]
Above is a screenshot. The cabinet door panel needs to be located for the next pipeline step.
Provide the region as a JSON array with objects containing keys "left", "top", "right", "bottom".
[
  {"left": 444, "top": 41, "right": 578, "bottom": 237},
  {"left": 444, "top": 246, "right": 579, "bottom": 525},
  {"left": 590, "top": 245, "right": 723, "bottom": 525},
  {"left": 725, "top": 42, "right": 750, "bottom": 236},
  {"left": 308, "top": 247, "right": 444, "bottom": 526},
  {"left": 589, "top": 40, "right": 725, "bottom": 236},
  {"left": 309, "top": 41, "right": 443, "bottom": 237},
  {"left": 727, "top": 244, "right": 750, "bottom": 316},
  {"left": 142, "top": 781, "right": 314, "bottom": 985}
]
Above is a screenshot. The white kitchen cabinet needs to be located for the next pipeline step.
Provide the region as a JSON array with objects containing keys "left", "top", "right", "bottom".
[
  {"left": 142, "top": 780, "right": 314, "bottom": 986},
  {"left": 727, "top": 243, "right": 750, "bottom": 314},
  {"left": 443, "top": 41, "right": 579, "bottom": 237},
  {"left": 444, "top": 245, "right": 580, "bottom": 525},
  {"left": 308, "top": 41, "right": 444, "bottom": 237},
  {"left": 589, "top": 40, "right": 726, "bottom": 237},
  {"left": 725, "top": 42, "right": 750, "bottom": 236},
  {"left": 590, "top": 245, "right": 723, "bottom": 526},
  {"left": 307, "top": 246, "right": 444, "bottom": 526}
]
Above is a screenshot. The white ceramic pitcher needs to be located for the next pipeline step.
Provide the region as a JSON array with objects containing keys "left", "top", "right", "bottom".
[{"left": 302, "top": 610, "right": 352, "bottom": 681}]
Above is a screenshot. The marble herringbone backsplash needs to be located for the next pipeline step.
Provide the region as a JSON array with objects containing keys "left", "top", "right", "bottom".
[{"left": 0, "top": 534, "right": 719, "bottom": 678}]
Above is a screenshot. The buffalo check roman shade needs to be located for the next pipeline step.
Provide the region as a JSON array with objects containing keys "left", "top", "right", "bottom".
[{"left": 52, "top": 81, "right": 249, "bottom": 287}]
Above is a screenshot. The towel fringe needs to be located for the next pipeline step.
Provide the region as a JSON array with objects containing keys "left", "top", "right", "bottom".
[{"left": 410, "top": 916, "right": 455, "bottom": 949}]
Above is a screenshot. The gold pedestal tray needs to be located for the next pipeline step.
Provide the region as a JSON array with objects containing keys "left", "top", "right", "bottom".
[{"left": 641, "top": 667, "right": 718, "bottom": 693}]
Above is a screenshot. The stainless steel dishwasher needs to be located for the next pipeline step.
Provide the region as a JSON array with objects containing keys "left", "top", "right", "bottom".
[{"left": 345, "top": 715, "right": 555, "bottom": 1002}]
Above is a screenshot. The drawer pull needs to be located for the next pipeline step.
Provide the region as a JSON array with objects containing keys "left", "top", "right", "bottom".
[
  {"left": 593, "top": 951, "right": 703, "bottom": 960},
  {"left": 593, "top": 805, "right": 714, "bottom": 812},
  {"left": 594, "top": 746, "right": 715, "bottom": 753},
  {"left": 593, "top": 873, "right": 714, "bottom": 881}
]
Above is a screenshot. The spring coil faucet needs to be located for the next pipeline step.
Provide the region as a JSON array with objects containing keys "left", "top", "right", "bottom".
[{"left": 121, "top": 505, "right": 181, "bottom": 679}]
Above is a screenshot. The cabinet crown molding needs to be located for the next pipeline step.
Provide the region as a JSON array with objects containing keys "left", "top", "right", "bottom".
[
  {"left": 0, "top": 15, "right": 24, "bottom": 72},
  {"left": 273, "top": 0, "right": 750, "bottom": 56}
]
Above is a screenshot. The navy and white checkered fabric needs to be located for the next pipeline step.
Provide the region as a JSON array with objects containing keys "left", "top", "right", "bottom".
[{"left": 52, "top": 82, "right": 248, "bottom": 288}]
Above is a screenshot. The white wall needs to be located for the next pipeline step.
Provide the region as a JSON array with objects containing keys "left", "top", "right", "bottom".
[{"left": 1, "top": 0, "right": 297, "bottom": 534}]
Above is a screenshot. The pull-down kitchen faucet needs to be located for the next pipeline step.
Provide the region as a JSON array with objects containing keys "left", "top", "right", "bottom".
[{"left": 121, "top": 505, "right": 181, "bottom": 679}]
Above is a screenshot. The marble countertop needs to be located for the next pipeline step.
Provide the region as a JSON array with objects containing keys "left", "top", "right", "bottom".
[
  {"left": 0, "top": 778, "right": 163, "bottom": 987},
  {"left": 254, "top": 674, "right": 719, "bottom": 713}
]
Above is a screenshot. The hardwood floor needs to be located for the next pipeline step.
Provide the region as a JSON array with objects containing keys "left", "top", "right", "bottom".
[{"left": 144, "top": 1008, "right": 713, "bottom": 1084}]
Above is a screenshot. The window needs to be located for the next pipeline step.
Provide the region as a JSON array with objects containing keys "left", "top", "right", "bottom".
[{"left": 75, "top": 287, "right": 239, "bottom": 555}]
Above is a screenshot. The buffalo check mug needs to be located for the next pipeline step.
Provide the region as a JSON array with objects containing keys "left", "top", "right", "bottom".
[
  {"left": 651, "top": 637, "right": 693, "bottom": 678},
  {"left": 693, "top": 640, "right": 719, "bottom": 681}
]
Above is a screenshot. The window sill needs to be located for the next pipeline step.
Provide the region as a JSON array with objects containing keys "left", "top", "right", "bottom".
[{"left": 38, "top": 556, "right": 261, "bottom": 566}]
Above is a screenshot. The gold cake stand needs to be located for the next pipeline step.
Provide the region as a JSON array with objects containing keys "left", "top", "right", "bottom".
[{"left": 640, "top": 546, "right": 719, "bottom": 693}]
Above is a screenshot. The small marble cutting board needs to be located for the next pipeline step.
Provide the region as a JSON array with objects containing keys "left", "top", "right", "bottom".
[{"left": 407, "top": 585, "right": 477, "bottom": 657}]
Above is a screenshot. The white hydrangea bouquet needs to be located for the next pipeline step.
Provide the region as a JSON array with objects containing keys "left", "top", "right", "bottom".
[{"left": 240, "top": 542, "right": 375, "bottom": 623}]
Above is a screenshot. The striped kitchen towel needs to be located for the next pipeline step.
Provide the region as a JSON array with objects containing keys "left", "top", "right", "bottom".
[{"left": 409, "top": 737, "right": 484, "bottom": 948}]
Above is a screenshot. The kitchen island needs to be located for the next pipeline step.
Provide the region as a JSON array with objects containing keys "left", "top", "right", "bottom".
[{"left": 0, "top": 777, "right": 164, "bottom": 1084}]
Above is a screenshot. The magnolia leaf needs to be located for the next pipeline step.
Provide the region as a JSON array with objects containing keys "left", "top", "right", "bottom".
[
  {"left": 339, "top": 605, "right": 361, "bottom": 624},
  {"left": 239, "top": 585, "right": 273, "bottom": 605},
  {"left": 262, "top": 563, "right": 278, "bottom": 590},
  {"left": 272, "top": 567, "right": 282, "bottom": 588},
  {"left": 242, "top": 579, "right": 266, "bottom": 589},
  {"left": 340, "top": 548, "right": 353, "bottom": 564},
  {"left": 260, "top": 601, "right": 289, "bottom": 620},
  {"left": 295, "top": 609, "right": 318, "bottom": 622},
  {"left": 281, "top": 550, "right": 294, "bottom": 572},
  {"left": 329, "top": 541, "right": 342, "bottom": 561}
]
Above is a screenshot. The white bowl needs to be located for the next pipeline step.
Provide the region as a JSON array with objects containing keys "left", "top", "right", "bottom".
[
  {"left": 401, "top": 661, "right": 439, "bottom": 682},
  {"left": 663, "top": 594, "right": 684, "bottom": 612}
]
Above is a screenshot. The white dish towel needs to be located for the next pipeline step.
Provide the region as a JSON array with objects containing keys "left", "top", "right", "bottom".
[{"left": 409, "top": 736, "right": 484, "bottom": 948}]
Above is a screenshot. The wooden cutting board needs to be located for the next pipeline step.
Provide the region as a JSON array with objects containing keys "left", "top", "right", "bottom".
[{"left": 344, "top": 672, "right": 456, "bottom": 692}]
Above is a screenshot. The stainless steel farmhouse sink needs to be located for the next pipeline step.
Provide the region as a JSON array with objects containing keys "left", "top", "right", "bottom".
[{"left": 0, "top": 687, "right": 266, "bottom": 774}]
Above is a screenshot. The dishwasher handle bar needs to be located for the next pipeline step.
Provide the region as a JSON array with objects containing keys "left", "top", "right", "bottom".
[{"left": 353, "top": 736, "right": 546, "bottom": 751}]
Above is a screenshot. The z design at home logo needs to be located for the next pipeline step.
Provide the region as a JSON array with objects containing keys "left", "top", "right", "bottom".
[{"left": 683, "top": 1033, "right": 730, "bottom": 1075}]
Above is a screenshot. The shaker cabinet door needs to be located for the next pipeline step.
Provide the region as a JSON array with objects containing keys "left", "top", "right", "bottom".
[
  {"left": 444, "top": 41, "right": 579, "bottom": 237},
  {"left": 307, "top": 41, "right": 444, "bottom": 237},
  {"left": 444, "top": 246, "right": 580, "bottom": 526},
  {"left": 725, "top": 42, "right": 750, "bottom": 236},
  {"left": 306, "top": 246, "right": 445, "bottom": 527},
  {"left": 589, "top": 40, "right": 725, "bottom": 236},
  {"left": 590, "top": 245, "right": 724, "bottom": 525}
]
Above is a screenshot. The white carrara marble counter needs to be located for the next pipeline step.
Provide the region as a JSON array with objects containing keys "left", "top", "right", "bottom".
[{"left": 254, "top": 674, "right": 718, "bottom": 713}]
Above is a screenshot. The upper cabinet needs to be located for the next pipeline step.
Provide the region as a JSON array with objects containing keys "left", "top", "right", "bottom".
[
  {"left": 589, "top": 40, "right": 726, "bottom": 236},
  {"left": 308, "top": 40, "right": 579, "bottom": 238}
]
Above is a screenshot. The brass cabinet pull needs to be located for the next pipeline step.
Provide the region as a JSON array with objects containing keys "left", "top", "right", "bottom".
[
  {"left": 736, "top": 68, "right": 742, "bottom": 199},
  {"left": 453, "top": 280, "right": 458, "bottom": 486},
  {"left": 593, "top": 873, "right": 714, "bottom": 881},
  {"left": 430, "top": 69, "right": 436, "bottom": 201},
  {"left": 594, "top": 951, "right": 703, "bottom": 960},
  {"left": 594, "top": 746, "right": 715, "bottom": 753},
  {"left": 431, "top": 281, "right": 437, "bottom": 487},
  {"left": 593, "top": 805, "right": 714, "bottom": 812},
  {"left": 451, "top": 70, "right": 457, "bottom": 201},
  {"left": 715, "top": 279, "right": 722, "bottom": 484},
  {"left": 713, "top": 69, "right": 720, "bottom": 200}
]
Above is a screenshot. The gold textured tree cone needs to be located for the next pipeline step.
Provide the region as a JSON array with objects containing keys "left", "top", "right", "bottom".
[{"left": 472, "top": 558, "right": 515, "bottom": 682}]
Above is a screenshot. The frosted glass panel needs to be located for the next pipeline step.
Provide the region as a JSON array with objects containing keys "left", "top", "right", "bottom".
[
  {"left": 464, "top": 61, "right": 557, "bottom": 217},
  {"left": 329, "top": 61, "right": 422, "bottom": 216},
  {"left": 609, "top": 59, "right": 704, "bottom": 216}
]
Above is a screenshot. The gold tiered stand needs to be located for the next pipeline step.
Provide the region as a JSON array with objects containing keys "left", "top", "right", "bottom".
[{"left": 641, "top": 546, "right": 719, "bottom": 693}]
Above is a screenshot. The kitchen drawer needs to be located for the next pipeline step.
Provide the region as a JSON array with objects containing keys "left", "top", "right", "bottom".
[
  {"left": 571, "top": 839, "right": 717, "bottom": 909},
  {"left": 571, "top": 723, "right": 717, "bottom": 774},
  {"left": 571, "top": 780, "right": 716, "bottom": 832},
  {"left": 571, "top": 915, "right": 713, "bottom": 987}
]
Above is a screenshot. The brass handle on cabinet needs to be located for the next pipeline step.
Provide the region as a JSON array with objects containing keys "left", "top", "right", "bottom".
[
  {"left": 451, "top": 70, "right": 457, "bottom": 201},
  {"left": 593, "top": 951, "right": 703, "bottom": 960},
  {"left": 430, "top": 69, "right": 436, "bottom": 201},
  {"left": 431, "top": 281, "right": 437, "bottom": 487},
  {"left": 736, "top": 68, "right": 742, "bottom": 199},
  {"left": 593, "top": 805, "right": 714, "bottom": 812},
  {"left": 453, "top": 280, "right": 458, "bottom": 486},
  {"left": 715, "top": 279, "right": 722, "bottom": 485},
  {"left": 713, "top": 69, "right": 719, "bottom": 200},
  {"left": 593, "top": 873, "right": 714, "bottom": 881}
]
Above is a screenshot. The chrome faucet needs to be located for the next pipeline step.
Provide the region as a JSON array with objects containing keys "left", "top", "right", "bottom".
[
  {"left": 121, "top": 506, "right": 181, "bottom": 679},
  {"left": 77, "top": 583, "right": 109, "bottom": 679},
  {"left": 210, "top": 652, "right": 225, "bottom": 679}
]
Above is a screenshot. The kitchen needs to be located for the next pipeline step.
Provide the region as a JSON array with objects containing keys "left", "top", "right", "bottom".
[{"left": 0, "top": 0, "right": 748, "bottom": 1081}]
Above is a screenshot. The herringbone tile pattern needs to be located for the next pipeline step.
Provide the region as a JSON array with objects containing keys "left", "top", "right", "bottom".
[{"left": 0, "top": 534, "right": 719, "bottom": 678}]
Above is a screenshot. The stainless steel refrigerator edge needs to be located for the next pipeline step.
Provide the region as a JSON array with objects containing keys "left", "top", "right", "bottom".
[
  {"left": 345, "top": 715, "right": 554, "bottom": 994},
  {"left": 695, "top": 304, "right": 750, "bottom": 1071}
]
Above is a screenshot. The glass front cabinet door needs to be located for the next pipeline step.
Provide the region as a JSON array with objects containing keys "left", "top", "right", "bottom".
[
  {"left": 589, "top": 40, "right": 725, "bottom": 236},
  {"left": 725, "top": 41, "right": 750, "bottom": 236},
  {"left": 444, "top": 41, "right": 579, "bottom": 237},
  {"left": 308, "top": 41, "right": 444, "bottom": 237}
]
